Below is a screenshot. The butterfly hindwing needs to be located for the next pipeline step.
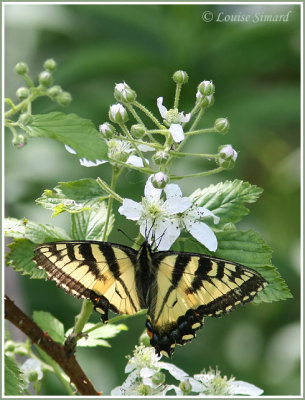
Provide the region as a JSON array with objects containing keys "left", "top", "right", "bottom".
[
  {"left": 145, "top": 251, "right": 267, "bottom": 357},
  {"left": 33, "top": 241, "right": 142, "bottom": 321}
]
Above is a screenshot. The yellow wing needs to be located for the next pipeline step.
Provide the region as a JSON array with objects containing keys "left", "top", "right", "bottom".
[
  {"left": 146, "top": 251, "right": 268, "bottom": 357},
  {"left": 34, "top": 241, "right": 142, "bottom": 321}
]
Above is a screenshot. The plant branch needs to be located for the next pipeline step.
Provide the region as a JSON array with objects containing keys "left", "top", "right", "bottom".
[{"left": 4, "top": 295, "right": 100, "bottom": 396}]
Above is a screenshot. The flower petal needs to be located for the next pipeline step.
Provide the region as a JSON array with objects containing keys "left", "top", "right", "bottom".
[
  {"left": 169, "top": 124, "right": 184, "bottom": 143},
  {"left": 118, "top": 199, "right": 143, "bottom": 220},
  {"left": 164, "top": 197, "right": 191, "bottom": 215},
  {"left": 162, "top": 385, "right": 184, "bottom": 396},
  {"left": 186, "top": 206, "right": 220, "bottom": 224},
  {"left": 164, "top": 183, "right": 182, "bottom": 199},
  {"left": 158, "top": 361, "right": 188, "bottom": 381},
  {"left": 179, "top": 112, "right": 191, "bottom": 123},
  {"left": 144, "top": 176, "right": 162, "bottom": 201},
  {"left": 184, "top": 220, "right": 218, "bottom": 251},
  {"left": 126, "top": 155, "right": 146, "bottom": 168},
  {"left": 154, "top": 218, "right": 181, "bottom": 251},
  {"left": 157, "top": 97, "right": 167, "bottom": 118},
  {"left": 140, "top": 367, "right": 156, "bottom": 379},
  {"left": 138, "top": 144, "right": 155, "bottom": 152},
  {"left": 65, "top": 144, "right": 77, "bottom": 154},
  {"left": 230, "top": 380, "right": 264, "bottom": 396},
  {"left": 79, "top": 158, "right": 107, "bottom": 167}
]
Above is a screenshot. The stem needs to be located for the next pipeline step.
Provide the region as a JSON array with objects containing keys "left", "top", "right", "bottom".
[
  {"left": 73, "top": 300, "right": 94, "bottom": 335},
  {"left": 133, "top": 101, "right": 163, "bottom": 129},
  {"left": 4, "top": 91, "right": 39, "bottom": 119},
  {"left": 96, "top": 176, "right": 123, "bottom": 202},
  {"left": 112, "top": 134, "right": 163, "bottom": 150},
  {"left": 82, "top": 309, "right": 147, "bottom": 336},
  {"left": 173, "top": 83, "right": 182, "bottom": 109},
  {"left": 5, "top": 98, "right": 16, "bottom": 110},
  {"left": 108, "top": 158, "right": 154, "bottom": 175},
  {"left": 185, "top": 127, "right": 217, "bottom": 136},
  {"left": 170, "top": 166, "right": 225, "bottom": 180},
  {"left": 35, "top": 346, "right": 75, "bottom": 395},
  {"left": 102, "top": 169, "right": 119, "bottom": 242},
  {"left": 120, "top": 124, "right": 149, "bottom": 168},
  {"left": 170, "top": 150, "right": 219, "bottom": 159}
]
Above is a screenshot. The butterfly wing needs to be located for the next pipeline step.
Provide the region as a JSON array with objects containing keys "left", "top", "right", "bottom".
[
  {"left": 146, "top": 251, "right": 268, "bottom": 357},
  {"left": 34, "top": 241, "right": 142, "bottom": 321}
]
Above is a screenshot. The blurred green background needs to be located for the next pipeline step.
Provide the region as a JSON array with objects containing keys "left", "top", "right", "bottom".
[{"left": 4, "top": 3, "right": 300, "bottom": 396}]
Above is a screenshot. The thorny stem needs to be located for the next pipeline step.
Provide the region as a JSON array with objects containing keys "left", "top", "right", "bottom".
[
  {"left": 173, "top": 82, "right": 182, "bottom": 109},
  {"left": 133, "top": 101, "right": 163, "bottom": 129},
  {"left": 170, "top": 166, "right": 225, "bottom": 180}
]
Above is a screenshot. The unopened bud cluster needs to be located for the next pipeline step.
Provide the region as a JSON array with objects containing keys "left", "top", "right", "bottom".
[{"left": 90, "top": 70, "right": 237, "bottom": 178}]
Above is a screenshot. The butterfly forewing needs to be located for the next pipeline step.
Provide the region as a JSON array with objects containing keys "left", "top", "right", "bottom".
[{"left": 34, "top": 241, "right": 141, "bottom": 320}]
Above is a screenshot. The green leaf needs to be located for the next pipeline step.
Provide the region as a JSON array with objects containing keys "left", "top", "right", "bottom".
[
  {"left": 32, "top": 311, "right": 65, "bottom": 344},
  {"left": 23, "top": 112, "right": 108, "bottom": 162},
  {"left": 215, "top": 230, "right": 292, "bottom": 303},
  {"left": 5, "top": 355, "right": 25, "bottom": 395},
  {"left": 190, "top": 180, "right": 263, "bottom": 228},
  {"left": 36, "top": 178, "right": 106, "bottom": 217},
  {"left": 6, "top": 239, "right": 47, "bottom": 279},
  {"left": 4, "top": 217, "right": 71, "bottom": 243},
  {"left": 66, "top": 323, "right": 128, "bottom": 347},
  {"left": 71, "top": 199, "right": 114, "bottom": 240}
]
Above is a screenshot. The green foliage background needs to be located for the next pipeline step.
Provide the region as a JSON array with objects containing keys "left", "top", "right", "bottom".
[{"left": 4, "top": 3, "right": 300, "bottom": 395}]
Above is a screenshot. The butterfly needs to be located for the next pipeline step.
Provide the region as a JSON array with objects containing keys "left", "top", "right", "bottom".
[{"left": 33, "top": 239, "right": 268, "bottom": 357}]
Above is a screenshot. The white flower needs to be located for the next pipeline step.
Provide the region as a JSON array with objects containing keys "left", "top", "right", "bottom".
[
  {"left": 65, "top": 138, "right": 153, "bottom": 169},
  {"left": 119, "top": 176, "right": 219, "bottom": 251},
  {"left": 157, "top": 97, "right": 191, "bottom": 143},
  {"left": 111, "top": 345, "right": 189, "bottom": 396},
  {"left": 119, "top": 177, "right": 191, "bottom": 251},
  {"left": 192, "top": 368, "right": 264, "bottom": 396}
]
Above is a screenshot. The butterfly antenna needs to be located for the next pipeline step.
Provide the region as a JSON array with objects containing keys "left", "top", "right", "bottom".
[
  {"left": 117, "top": 229, "right": 135, "bottom": 245},
  {"left": 153, "top": 229, "right": 167, "bottom": 252}
]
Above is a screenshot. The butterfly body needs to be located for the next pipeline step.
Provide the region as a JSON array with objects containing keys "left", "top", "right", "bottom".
[{"left": 34, "top": 240, "right": 267, "bottom": 357}]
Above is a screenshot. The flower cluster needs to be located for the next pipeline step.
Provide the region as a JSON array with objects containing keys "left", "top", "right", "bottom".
[
  {"left": 119, "top": 175, "right": 219, "bottom": 251},
  {"left": 64, "top": 73, "right": 237, "bottom": 175},
  {"left": 111, "top": 345, "right": 263, "bottom": 396}
]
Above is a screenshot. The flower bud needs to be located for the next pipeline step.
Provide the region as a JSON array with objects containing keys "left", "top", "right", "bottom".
[
  {"left": 172, "top": 70, "right": 189, "bottom": 84},
  {"left": 151, "top": 172, "right": 168, "bottom": 189},
  {"left": 38, "top": 71, "right": 54, "bottom": 87},
  {"left": 201, "top": 94, "right": 214, "bottom": 108},
  {"left": 57, "top": 91, "right": 72, "bottom": 107},
  {"left": 114, "top": 82, "right": 136, "bottom": 103},
  {"left": 217, "top": 144, "right": 238, "bottom": 169},
  {"left": 18, "top": 113, "right": 33, "bottom": 126},
  {"left": 5, "top": 341, "right": 15, "bottom": 352},
  {"left": 109, "top": 103, "right": 129, "bottom": 124},
  {"left": 151, "top": 371, "right": 166, "bottom": 386},
  {"left": 43, "top": 58, "right": 57, "bottom": 72},
  {"left": 180, "top": 380, "right": 192, "bottom": 395},
  {"left": 131, "top": 124, "right": 146, "bottom": 138},
  {"left": 152, "top": 150, "right": 168, "bottom": 165},
  {"left": 12, "top": 134, "right": 27, "bottom": 148},
  {"left": 47, "top": 85, "right": 63, "bottom": 99},
  {"left": 139, "top": 331, "right": 151, "bottom": 347},
  {"left": 214, "top": 118, "right": 230, "bottom": 134},
  {"left": 14, "top": 62, "right": 28, "bottom": 75},
  {"left": 16, "top": 87, "right": 30, "bottom": 100},
  {"left": 198, "top": 80, "right": 215, "bottom": 96},
  {"left": 99, "top": 122, "right": 116, "bottom": 138},
  {"left": 28, "top": 370, "right": 39, "bottom": 383},
  {"left": 137, "top": 384, "right": 150, "bottom": 396}
]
